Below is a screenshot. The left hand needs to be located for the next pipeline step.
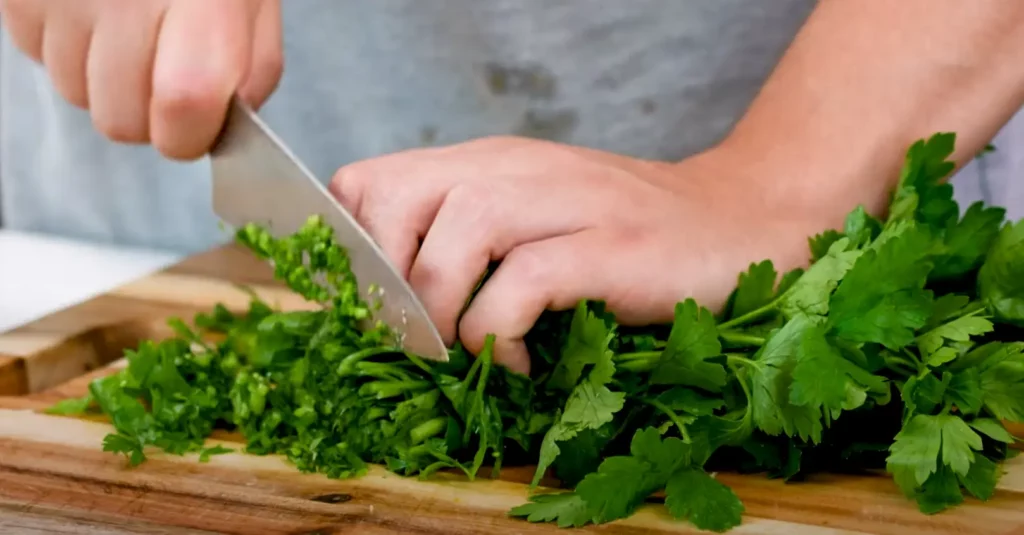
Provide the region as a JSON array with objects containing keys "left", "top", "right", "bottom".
[{"left": 329, "top": 136, "right": 834, "bottom": 374}]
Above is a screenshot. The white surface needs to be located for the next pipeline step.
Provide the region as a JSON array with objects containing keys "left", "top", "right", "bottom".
[{"left": 0, "top": 230, "right": 181, "bottom": 333}]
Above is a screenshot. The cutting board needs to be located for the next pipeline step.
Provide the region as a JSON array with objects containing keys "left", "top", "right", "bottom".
[{"left": 3, "top": 244, "right": 1024, "bottom": 535}]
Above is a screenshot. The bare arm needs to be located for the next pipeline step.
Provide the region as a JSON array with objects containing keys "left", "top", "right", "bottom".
[{"left": 714, "top": 0, "right": 1024, "bottom": 225}]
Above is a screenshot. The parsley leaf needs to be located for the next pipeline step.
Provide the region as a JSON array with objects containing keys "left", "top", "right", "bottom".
[
  {"left": 968, "top": 418, "right": 1015, "bottom": 444},
  {"left": 665, "top": 468, "right": 745, "bottom": 532},
  {"left": 887, "top": 414, "right": 944, "bottom": 490},
  {"left": 828, "top": 222, "right": 937, "bottom": 348},
  {"left": 946, "top": 369, "right": 983, "bottom": 416},
  {"left": 916, "top": 316, "right": 993, "bottom": 367},
  {"left": 958, "top": 455, "right": 1001, "bottom": 502},
  {"left": 808, "top": 230, "right": 844, "bottom": 263},
  {"left": 970, "top": 343, "right": 1024, "bottom": 421},
  {"left": 887, "top": 132, "right": 958, "bottom": 228},
  {"left": 750, "top": 315, "right": 824, "bottom": 443},
  {"left": 940, "top": 415, "right": 983, "bottom": 477},
  {"left": 789, "top": 324, "right": 887, "bottom": 420},
  {"left": 887, "top": 412, "right": 983, "bottom": 511},
  {"left": 651, "top": 299, "right": 727, "bottom": 392},
  {"left": 931, "top": 202, "right": 1006, "bottom": 281},
  {"left": 901, "top": 372, "right": 948, "bottom": 416},
  {"left": 531, "top": 379, "right": 625, "bottom": 487},
  {"left": 571, "top": 429, "right": 676, "bottom": 523},
  {"left": 915, "top": 466, "right": 965, "bottom": 514},
  {"left": 979, "top": 220, "right": 1024, "bottom": 326},
  {"left": 730, "top": 261, "right": 778, "bottom": 318},
  {"left": 780, "top": 238, "right": 861, "bottom": 319},
  {"left": 843, "top": 205, "right": 882, "bottom": 247},
  {"left": 508, "top": 493, "right": 593, "bottom": 528},
  {"left": 549, "top": 301, "right": 615, "bottom": 390}
]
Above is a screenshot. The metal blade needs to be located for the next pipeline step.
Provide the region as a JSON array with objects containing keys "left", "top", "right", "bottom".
[{"left": 209, "top": 96, "right": 448, "bottom": 362}]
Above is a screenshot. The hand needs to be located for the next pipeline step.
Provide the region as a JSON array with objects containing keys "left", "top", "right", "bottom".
[
  {"left": 329, "top": 136, "right": 839, "bottom": 374},
  {"left": 0, "top": 0, "right": 283, "bottom": 159}
]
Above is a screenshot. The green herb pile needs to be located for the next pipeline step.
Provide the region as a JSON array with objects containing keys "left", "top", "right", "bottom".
[{"left": 50, "top": 133, "right": 1024, "bottom": 532}]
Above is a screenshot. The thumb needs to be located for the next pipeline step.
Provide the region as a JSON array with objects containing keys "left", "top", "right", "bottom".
[
  {"left": 238, "top": 0, "right": 283, "bottom": 110},
  {"left": 150, "top": 0, "right": 255, "bottom": 159},
  {"left": 457, "top": 230, "right": 611, "bottom": 375}
]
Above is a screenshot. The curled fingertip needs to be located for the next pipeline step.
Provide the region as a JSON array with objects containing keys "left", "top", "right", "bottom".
[
  {"left": 328, "top": 165, "right": 366, "bottom": 216},
  {"left": 473, "top": 334, "right": 531, "bottom": 376},
  {"left": 497, "top": 339, "right": 532, "bottom": 376}
]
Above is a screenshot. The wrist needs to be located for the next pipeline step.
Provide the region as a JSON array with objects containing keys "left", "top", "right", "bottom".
[{"left": 693, "top": 133, "right": 898, "bottom": 233}]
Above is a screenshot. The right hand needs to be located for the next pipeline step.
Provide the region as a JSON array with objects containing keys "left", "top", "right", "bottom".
[{"left": 0, "top": 0, "right": 283, "bottom": 159}]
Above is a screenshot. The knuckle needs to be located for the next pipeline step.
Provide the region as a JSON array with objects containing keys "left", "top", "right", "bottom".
[
  {"left": 447, "top": 181, "right": 495, "bottom": 208},
  {"left": 151, "top": 82, "right": 223, "bottom": 121},
  {"left": 446, "top": 182, "right": 501, "bottom": 230},
  {"left": 504, "top": 243, "right": 551, "bottom": 288}
]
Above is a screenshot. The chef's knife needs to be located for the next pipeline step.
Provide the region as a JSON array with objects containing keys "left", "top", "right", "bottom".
[{"left": 209, "top": 96, "right": 448, "bottom": 362}]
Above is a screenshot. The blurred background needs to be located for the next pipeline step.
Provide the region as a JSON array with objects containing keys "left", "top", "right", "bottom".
[{"left": 2, "top": 1, "right": 1023, "bottom": 332}]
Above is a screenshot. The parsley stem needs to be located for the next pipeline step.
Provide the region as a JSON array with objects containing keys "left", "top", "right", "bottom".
[
  {"left": 642, "top": 398, "right": 693, "bottom": 443},
  {"left": 727, "top": 362, "right": 755, "bottom": 406},
  {"left": 337, "top": 346, "right": 403, "bottom": 377},
  {"left": 358, "top": 380, "right": 432, "bottom": 399},
  {"left": 884, "top": 353, "right": 919, "bottom": 377},
  {"left": 463, "top": 352, "right": 484, "bottom": 387},
  {"left": 613, "top": 351, "right": 661, "bottom": 373},
  {"left": 410, "top": 417, "right": 448, "bottom": 445},
  {"left": 402, "top": 352, "right": 435, "bottom": 374},
  {"left": 901, "top": 348, "right": 924, "bottom": 371},
  {"left": 726, "top": 354, "right": 759, "bottom": 369},
  {"left": 354, "top": 361, "right": 416, "bottom": 381},
  {"left": 718, "top": 298, "right": 780, "bottom": 330},
  {"left": 960, "top": 300, "right": 988, "bottom": 318},
  {"left": 719, "top": 331, "right": 766, "bottom": 347},
  {"left": 616, "top": 351, "right": 661, "bottom": 361}
]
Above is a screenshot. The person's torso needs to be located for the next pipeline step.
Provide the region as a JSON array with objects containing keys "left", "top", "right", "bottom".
[{"left": 1, "top": 0, "right": 1020, "bottom": 253}]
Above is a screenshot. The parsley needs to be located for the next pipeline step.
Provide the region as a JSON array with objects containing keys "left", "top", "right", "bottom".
[
  {"left": 665, "top": 469, "right": 745, "bottom": 532},
  {"left": 54, "top": 134, "right": 1024, "bottom": 532},
  {"left": 198, "top": 445, "right": 234, "bottom": 463},
  {"left": 979, "top": 220, "right": 1024, "bottom": 325},
  {"left": 651, "top": 299, "right": 728, "bottom": 392}
]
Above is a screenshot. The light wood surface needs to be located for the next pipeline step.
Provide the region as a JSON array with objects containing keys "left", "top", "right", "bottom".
[{"left": 2, "top": 244, "right": 1024, "bottom": 534}]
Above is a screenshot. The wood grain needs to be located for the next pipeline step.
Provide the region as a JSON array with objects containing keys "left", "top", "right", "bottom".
[
  {"left": 1, "top": 409, "right": 1023, "bottom": 535},
  {"left": 0, "top": 502, "right": 220, "bottom": 535},
  {"left": 3, "top": 243, "right": 1024, "bottom": 534}
]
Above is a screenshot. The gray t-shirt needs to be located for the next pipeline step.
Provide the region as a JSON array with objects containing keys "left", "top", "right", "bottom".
[{"left": 1, "top": 1, "right": 1022, "bottom": 254}]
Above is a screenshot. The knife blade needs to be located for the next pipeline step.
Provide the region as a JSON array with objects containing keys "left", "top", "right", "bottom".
[{"left": 208, "top": 96, "right": 448, "bottom": 362}]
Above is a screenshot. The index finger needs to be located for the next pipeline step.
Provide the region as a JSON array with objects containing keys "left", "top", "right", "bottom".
[{"left": 149, "top": 0, "right": 257, "bottom": 159}]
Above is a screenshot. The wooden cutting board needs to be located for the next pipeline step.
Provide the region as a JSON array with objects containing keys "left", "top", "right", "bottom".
[{"left": 2, "top": 244, "right": 1024, "bottom": 535}]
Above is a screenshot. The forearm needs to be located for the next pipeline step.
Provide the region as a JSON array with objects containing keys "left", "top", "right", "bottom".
[{"left": 713, "top": 0, "right": 1024, "bottom": 224}]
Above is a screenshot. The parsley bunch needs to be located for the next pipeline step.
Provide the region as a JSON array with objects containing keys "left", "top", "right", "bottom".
[{"left": 51, "top": 133, "right": 1024, "bottom": 532}]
